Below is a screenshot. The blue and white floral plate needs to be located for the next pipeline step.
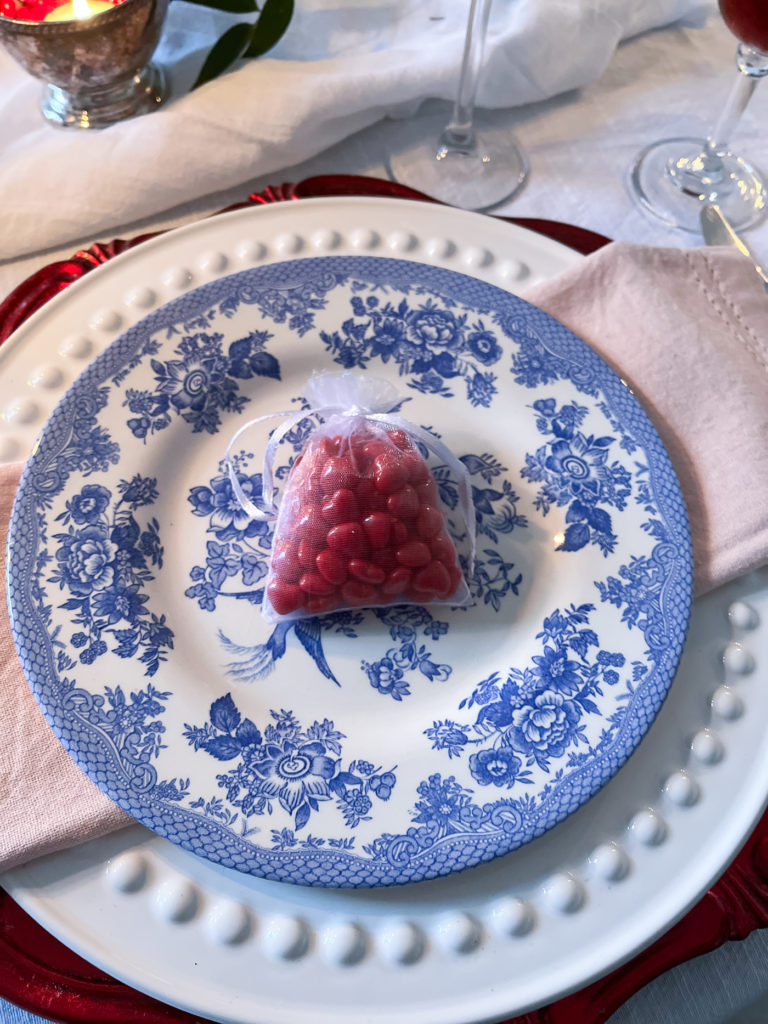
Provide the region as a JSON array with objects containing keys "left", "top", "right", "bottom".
[{"left": 7, "top": 254, "right": 692, "bottom": 888}]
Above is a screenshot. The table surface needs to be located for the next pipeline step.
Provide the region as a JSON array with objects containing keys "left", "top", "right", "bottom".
[{"left": 2, "top": 7, "right": 768, "bottom": 1024}]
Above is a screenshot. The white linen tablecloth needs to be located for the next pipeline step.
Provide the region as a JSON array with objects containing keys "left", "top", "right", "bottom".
[
  {"left": 0, "top": 0, "right": 709, "bottom": 262},
  {"left": 3, "top": 1, "right": 768, "bottom": 304}
]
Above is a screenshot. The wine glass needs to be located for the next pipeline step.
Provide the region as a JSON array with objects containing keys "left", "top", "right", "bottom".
[
  {"left": 629, "top": 0, "right": 768, "bottom": 232},
  {"left": 386, "top": 0, "right": 529, "bottom": 211}
]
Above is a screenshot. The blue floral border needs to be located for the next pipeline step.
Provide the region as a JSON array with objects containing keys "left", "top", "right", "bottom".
[{"left": 6, "top": 256, "right": 693, "bottom": 888}]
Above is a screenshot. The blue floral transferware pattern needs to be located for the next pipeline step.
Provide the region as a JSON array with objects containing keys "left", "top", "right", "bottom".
[{"left": 7, "top": 256, "right": 692, "bottom": 888}]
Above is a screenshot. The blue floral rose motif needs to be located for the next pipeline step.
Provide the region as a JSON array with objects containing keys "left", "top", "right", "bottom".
[
  {"left": 545, "top": 437, "right": 603, "bottom": 500},
  {"left": 412, "top": 773, "right": 467, "bottom": 830},
  {"left": 370, "top": 317, "right": 408, "bottom": 360},
  {"left": 427, "top": 604, "right": 625, "bottom": 776},
  {"left": 184, "top": 697, "right": 396, "bottom": 833},
  {"left": 124, "top": 328, "right": 281, "bottom": 439},
  {"left": 91, "top": 584, "right": 149, "bottom": 624},
  {"left": 363, "top": 656, "right": 409, "bottom": 701},
  {"left": 532, "top": 397, "right": 582, "bottom": 441},
  {"left": 254, "top": 738, "right": 336, "bottom": 815},
  {"left": 469, "top": 746, "right": 522, "bottom": 788},
  {"left": 161, "top": 355, "right": 223, "bottom": 413},
  {"left": 188, "top": 470, "right": 267, "bottom": 540},
  {"left": 407, "top": 307, "right": 459, "bottom": 349},
  {"left": 521, "top": 398, "right": 632, "bottom": 555},
  {"left": 49, "top": 478, "right": 173, "bottom": 675},
  {"left": 510, "top": 691, "right": 582, "bottom": 759},
  {"left": 320, "top": 286, "right": 513, "bottom": 408},
  {"left": 532, "top": 645, "right": 583, "bottom": 694},
  {"left": 466, "top": 371, "right": 497, "bottom": 408},
  {"left": 466, "top": 330, "right": 502, "bottom": 366},
  {"left": 67, "top": 484, "right": 111, "bottom": 525},
  {"left": 56, "top": 527, "right": 116, "bottom": 595},
  {"left": 120, "top": 475, "right": 160, "bottom": 507}
]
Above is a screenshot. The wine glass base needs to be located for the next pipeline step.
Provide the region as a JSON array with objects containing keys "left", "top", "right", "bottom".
[
  {"left": 386, "top": 108, "right": 529, "bottom": 211},
  {"left": 629, "top": 135, "right": 767, "bottom": 233},
  {"left": 40, "top": 63, "right": 167, "bottom": 129}
]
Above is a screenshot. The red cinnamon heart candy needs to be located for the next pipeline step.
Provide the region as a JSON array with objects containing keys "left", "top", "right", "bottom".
[
  {"left": 416, "top": 478, "right": 440, "bottom": 506},
  {"left": 417, "top": 504, "right": 443, "bottom": 540},
  {"left": 387, "top": 485, "right": 419, "bottom": 520},
  {"left": 443, "top": 566, "right": 465, "bottom": 599},
  {"left": 267, "top": 579, "right": 304, "bottom": 616},
  {"left": 321, "top": 488, "right": 360, "bottom": 525},
  {"left": 356, "top": 478, "right": 388, "bottom": 512},
  {"left": 316, "top": 548, "right": 348, "bottom": 586},
  {"left": 373, "top": 452, "right": 409, "bottom": 494},
  {"left": 386, "top": 429, "right": 411, "bottom": 450},
  {"left": 297, "top": 538, "right": 322, "bottom": 569},
  {"left": 348, "top": 559, "right": 386, "bottom": 585},
  {"left": 314, "top": 437, "right": 332, "bottom": 457},
  {"left": 341, "top": 579, "right": 379, "bottom": 606},
  {"left": 316, "top": 435, "right": 341, "bottom": 457},
  {"left": 381, "top": 566, "right": 411, "bottom": 597},
  {"left": 327, "top": 521, "right": 368, "bottom": 559},
  {"left": 362, "top": 511, "right": 391, "bottom": 548},
  {"left": 431, "top": 533, "right": 456, "bottom": 566},
  {"left": 371, "top": 547, "right": 398, "bottom": 574},
  {"left": 402, "top": 452, "right": 430, "bottom": 485},
  {"left": 321, "top": 456, "right": 356, "bottom": 494},
  {"left": 271, "top": 540, "right": 301, "bottom": 583},
  {"left": 298, "top": 571, "right": 337, "bottom": 596},
  {"left": 305, "top": 593, "right": 339, "bottom": 615},
  {"left": 396, "top": 540, "right": 431, "bottom": 568},
  {"left": 360, "top": 440, "right": 391, "bottom": 463},
  {"left": 412, "top": 560, "right": 451, "bottom": 596},
  {"left": 296, "top": 507, "right": 325, "bottom": 545},
  {"left": 302, "top": 466, "right": 326, "bottom": 504},
  {"left": 391, "top": 520, "right": 409, "bottom": 545}
]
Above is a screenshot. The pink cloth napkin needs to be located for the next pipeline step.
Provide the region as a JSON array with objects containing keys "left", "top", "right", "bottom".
[
  {"left": 525, "top": 243, "right": 768, "bottom": 594},
  {"left": 0, "top": 465, "right": 131, "bottom": 872},
  {"left": 2, "top": 242, "right": 767, "bottom": 872}
]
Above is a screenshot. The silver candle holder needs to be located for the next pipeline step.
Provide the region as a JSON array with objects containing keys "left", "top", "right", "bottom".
[{"left": 0, "top": 0, "right": 169, "bottom": 128}]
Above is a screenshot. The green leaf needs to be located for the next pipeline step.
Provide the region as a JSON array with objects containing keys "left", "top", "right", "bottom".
[
  {"left": 193, "top": 21, "right": 255, "bottom": 89},
  {"left": 182, "top": 0, "right": 257, "bottom": 12},
  {"left": 245, "top": 0, "right": 294, "bottom": 57}
]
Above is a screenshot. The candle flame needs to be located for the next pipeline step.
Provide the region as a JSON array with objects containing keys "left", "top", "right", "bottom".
[{"left": 72, "top": 0, "right": 95, "bottom": 17}]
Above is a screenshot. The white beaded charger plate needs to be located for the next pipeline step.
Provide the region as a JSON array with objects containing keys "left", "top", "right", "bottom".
[{"left": 1, "top": 198, "right": 764, "bottom": 1022}]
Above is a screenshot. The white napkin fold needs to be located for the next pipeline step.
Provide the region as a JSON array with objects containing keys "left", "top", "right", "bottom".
[{"left": 0, "top": 0, "right": 709, "bottom": 260}]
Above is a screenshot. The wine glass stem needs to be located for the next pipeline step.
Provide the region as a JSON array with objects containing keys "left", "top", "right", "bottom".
[
  {"left": 704, "top": 44, "right": 768, "bottom": 170},
  {"left": 440, "top": 0, "right": 493, "bottom": 153}
]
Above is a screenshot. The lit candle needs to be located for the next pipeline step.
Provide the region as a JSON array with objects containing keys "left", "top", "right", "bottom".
[{"left": 44, "top": 0, "right": 112, "bottom": 20}]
